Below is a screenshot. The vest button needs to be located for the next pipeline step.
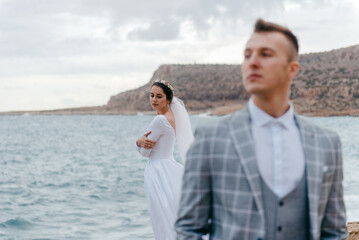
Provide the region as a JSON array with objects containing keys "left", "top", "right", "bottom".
[
  {"left": 277, "top": 226, "right": 282, "bottom": 232},
  {"left": 279, "top": 200, "right": 284, "bottom": 206}
]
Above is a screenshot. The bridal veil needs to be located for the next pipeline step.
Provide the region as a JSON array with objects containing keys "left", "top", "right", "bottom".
[{"left": 170, "top": 97, "right": 194, "bottom": 164}]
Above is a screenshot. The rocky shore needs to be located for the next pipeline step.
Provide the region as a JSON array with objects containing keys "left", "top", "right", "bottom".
[
  {"left": 2, "top": 100, "right": 358, "bottom": 116},
  {"left": 348, "top": 222, "right": 359, "bottom": 240}
]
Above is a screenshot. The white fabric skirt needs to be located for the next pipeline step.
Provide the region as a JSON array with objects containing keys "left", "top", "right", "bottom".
[{"left": 144, "top": 158, "right": 184, "bottom": 240}]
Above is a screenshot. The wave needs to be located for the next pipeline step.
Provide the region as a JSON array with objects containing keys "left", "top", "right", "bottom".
[{"left": 0, "top": 217, "right": 33, "bottom": 230}]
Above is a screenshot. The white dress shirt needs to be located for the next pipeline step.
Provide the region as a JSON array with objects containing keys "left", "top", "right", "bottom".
[{"left": 248, "top": 99, "right": 305, "bottom": 198}]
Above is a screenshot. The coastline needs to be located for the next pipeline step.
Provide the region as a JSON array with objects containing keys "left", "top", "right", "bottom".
[{"left": 0, "top": 103, "right": 358, "bottom": 117}]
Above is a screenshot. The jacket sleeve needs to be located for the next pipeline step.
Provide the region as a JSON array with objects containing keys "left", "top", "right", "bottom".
[
  {"left": 320, "top": 135, "right": 347, "bottom": 240},
  {"left": 138, "top": 116, "right": 164, "bottom": 158},
  {"left": 175, "top": 126, "right": 212, "bottom": 240}
]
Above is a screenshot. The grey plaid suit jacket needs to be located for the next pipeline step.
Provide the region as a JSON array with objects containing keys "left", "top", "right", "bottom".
[{"left": 175, "top": 108, "right": 347, "bottom": 240}]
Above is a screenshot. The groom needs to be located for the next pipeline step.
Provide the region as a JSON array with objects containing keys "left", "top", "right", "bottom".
[{"left": 175, "top": 19, "right": 347, "bottom": 240}]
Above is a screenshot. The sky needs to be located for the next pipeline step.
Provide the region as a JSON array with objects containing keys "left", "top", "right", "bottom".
[{"left": 0, "top": 0, "right": 358, "bottom": 112}]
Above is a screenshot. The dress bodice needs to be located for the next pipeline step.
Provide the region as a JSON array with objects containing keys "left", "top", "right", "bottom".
[{"left": 139, "top": 115, "right": 176, "bottom": 160}]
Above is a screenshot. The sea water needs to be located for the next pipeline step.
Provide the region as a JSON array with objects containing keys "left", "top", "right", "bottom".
[{"left": 0, "top": 114, "right": 358, "bottom": 239}]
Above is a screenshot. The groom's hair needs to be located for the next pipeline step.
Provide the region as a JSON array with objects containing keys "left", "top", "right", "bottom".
[{"left": 254, "top": 19, "right": 299, "bottom": 61}]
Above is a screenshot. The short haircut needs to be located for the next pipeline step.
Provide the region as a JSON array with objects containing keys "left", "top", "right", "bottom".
[{"left": 254, "top": 19, "right": 299, "bottom": 60}]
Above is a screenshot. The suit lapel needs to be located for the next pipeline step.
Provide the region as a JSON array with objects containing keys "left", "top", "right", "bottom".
[
  {"left": 228, "top": 108, "right": 265, "bottom": 225},
  {"left": 295, "top": 115, "right": 322, "bottom": 239}
]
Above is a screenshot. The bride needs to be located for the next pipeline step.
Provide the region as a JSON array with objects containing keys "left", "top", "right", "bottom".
[{"left": 136, "top": 79, "right": 194, "bottom": 240}]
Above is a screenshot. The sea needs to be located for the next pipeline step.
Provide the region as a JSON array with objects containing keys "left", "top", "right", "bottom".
[{"left": 0, "top": 114, "right": 358, "bottom": 240}]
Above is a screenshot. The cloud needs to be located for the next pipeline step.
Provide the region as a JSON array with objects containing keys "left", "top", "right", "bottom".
[
  {"left": 128, "top": 18, "right": 181, "bottom": 41},
  {"left": 0, "top": 0, "right": 339, "bottom": 60},
  {"left": 270, "top": 0, "right": 359, "bottom": 53},
  {"left": 0, "top": 0, "right": 316, "bottom": 49},
  {"left": 121, "top": 0, "right": 286, "bottom": 41},
  {"left": 0, "top": 0, "right": 358, "bottom": 111}
]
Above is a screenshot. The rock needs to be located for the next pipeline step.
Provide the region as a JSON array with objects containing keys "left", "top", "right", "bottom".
[
  {"left": 348, "top": 222, "right": 359, "bottom": 240},
  {"left": 107, "top": 45, "right": 359, "bottom": 116},
  {"left": 1, "top": 45, "right": 359, "bottom": 116}
]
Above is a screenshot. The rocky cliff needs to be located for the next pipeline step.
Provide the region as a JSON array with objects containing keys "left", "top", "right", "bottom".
[
  {"left": 107, "top": 64, "right": 248, "bottom": 113},
  {"left": 2, "top": 45, "right": 358, "bottom": 116},
  {"left": 107, "top": 44, "right": 359, "bottom": 116}
]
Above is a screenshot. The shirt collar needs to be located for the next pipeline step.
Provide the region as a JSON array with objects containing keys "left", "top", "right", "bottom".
[{"left": 248, "top": 98, "right": 295, "bottom": 130}]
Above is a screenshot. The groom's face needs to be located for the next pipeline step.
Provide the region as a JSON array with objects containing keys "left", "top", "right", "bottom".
[{"left": 241, "top": 32, "right": 298, "bottom": 98}]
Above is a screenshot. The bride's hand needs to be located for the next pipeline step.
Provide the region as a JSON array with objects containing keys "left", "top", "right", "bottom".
[{"left": 136, "top": 131, "right": 156, "bottom": 149}]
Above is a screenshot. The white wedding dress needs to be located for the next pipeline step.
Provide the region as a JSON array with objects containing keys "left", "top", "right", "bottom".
[{"left": 139, "top": 114, "right": 184, "bottom": 240}]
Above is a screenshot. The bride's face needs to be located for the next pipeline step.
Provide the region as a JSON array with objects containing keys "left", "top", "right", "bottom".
[{"left": 150, "top": 86, "right": 169, "bottom": 112}]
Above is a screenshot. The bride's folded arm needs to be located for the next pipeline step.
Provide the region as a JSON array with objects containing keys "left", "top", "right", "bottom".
[{"left": 138, "top": 116, "right": 164, "bottom": 157}]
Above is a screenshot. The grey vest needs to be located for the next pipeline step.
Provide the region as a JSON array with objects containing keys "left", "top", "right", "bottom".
[{"left": 261, "top": 173, "right": 309, "bottom": 240}]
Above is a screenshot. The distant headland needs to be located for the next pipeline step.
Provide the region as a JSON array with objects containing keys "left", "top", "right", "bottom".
[{"left": 1, "top": 44, "right": 359, "bottom": 116}]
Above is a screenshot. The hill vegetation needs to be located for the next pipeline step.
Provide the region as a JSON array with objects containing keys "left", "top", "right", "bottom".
[{"left": 107, "top": 44, "right": 359, "bottom": 116}]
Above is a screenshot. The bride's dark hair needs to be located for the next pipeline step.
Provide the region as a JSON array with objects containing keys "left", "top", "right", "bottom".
[{"left": 152, "top": 81, "right": 174, "bottom": 104}]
